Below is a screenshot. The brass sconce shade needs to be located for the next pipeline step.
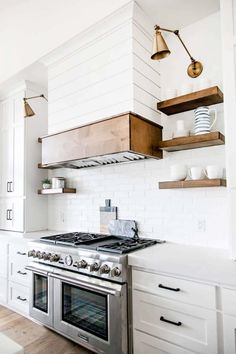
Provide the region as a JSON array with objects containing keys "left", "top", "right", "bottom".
[
  {"left": 151, "top": 25, "right": 203, "bottom": 78},
  {"left": 151, "top": 30, "right": 170, "bottom": 60},
  {"left": 24, "top": 99, "right": 35, "bottom": 118},
  {"left": 23, "top": 94, "right": 48, "bottom": 118}
]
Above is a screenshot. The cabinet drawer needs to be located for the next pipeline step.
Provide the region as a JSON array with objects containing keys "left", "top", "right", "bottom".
[
  {"left": 221, "top": 287, "right": 236, "bottom": 315},
  {"left": 9, "top": 261, "right": 30, "bottom": 287},
  {"left": 133, "top": 330, "right": 195, "bottom": 354},
  {"left": 0, "top": 276, "right": 7, "bottom": 304},
  {"left": 8, "top": 281, "right": 29, "bottom": 315},
  {"left": 9, "top": 241, "right": 28, "bottom": 265},
  {"left": 132, "top": 269, "right": 216, "bottom": 308},
  {"left": 133, "top": 290, "right": 218, "bottom": 354}
]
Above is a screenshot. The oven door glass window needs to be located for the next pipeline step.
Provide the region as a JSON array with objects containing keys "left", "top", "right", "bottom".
[
  {"left": 62, "top": 283, "right": 108, "bottom": 340},
  {"left": 33, "top": 274, "right": 48, "bottom": 313}
]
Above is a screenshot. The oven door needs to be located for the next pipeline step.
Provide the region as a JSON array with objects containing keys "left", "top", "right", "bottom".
[
  {"left": 51, "top": 269, "right": 128, "bottom": 354},
  {"left": 26, "top": 263, "right": 53, "bottom": 327}
]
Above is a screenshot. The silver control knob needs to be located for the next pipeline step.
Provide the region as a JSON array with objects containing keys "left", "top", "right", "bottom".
[
  {"left": 65, "top": 255, "right": 73, "bottom": 266},
  {"left": 28, "top": 250, "right": 35, "bottom": 257},
  {"left": 111, "top": 267, "right": 121, "bottom": 277},
  {"left": 50, "top": 254, "right": 60, "bottom": 262},
  {"left": 89, "top": 262, "right": 100, "bottom": 272},
  {"left": 100, "top": 264, "right": 110, "bottom": 274},
  {"left": 36, "top": 251, "right": 42, "bottom": 258},
  {"left": 43, "top": 253, "right": 51, "bottom": 261},
  {"left": 77, "top": 260, "right": 87, "bottom": 269},
  {"left": 33, "top": 250, "right": 38, "bottom": 258},
  {"left": 38, "top": 252, "right": 44, "bottom": 259}
]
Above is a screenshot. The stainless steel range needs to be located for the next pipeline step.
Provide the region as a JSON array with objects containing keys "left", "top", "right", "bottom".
[{"left": 26, "top": 231, "right": 165, "bottom": 354}]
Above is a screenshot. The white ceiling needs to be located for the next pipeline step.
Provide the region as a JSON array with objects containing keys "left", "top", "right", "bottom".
[{"left": 137, "top": 0, "right": 220, "bottom": 29}]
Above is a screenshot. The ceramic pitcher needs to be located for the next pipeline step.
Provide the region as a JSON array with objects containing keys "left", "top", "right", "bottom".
[{"left": 194, "top": 106, "right": 217, "bottom": 135}]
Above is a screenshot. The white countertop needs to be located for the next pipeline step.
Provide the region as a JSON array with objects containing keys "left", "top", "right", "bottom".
[
  {"left": 0, "top": 229, "right": 63, "bottom": 241},
  {"left": 128, "top": 242, "right": 236, "bottom": 288}
]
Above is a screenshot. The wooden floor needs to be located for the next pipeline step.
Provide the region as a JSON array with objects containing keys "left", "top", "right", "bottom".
[{"left": 0, "top": 305, "right": 94, "bottom": 354}]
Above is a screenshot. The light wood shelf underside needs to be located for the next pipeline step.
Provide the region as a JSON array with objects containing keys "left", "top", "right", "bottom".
[
  {"left": 159, "top": 179, "right": 226, "bottom": 189},
  {"left": 159, "top": 132, "right": 225, "bottom": 152},
  {"left": 38, "top": 188, "right": 76, "bottom": 195},
  {"left": 157, "top": 86, "right": 223, "bottom": 115}
]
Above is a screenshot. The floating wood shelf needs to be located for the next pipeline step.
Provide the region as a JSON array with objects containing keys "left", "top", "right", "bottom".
[
  {"left": 159, "top": 179, "right": 226, "bottom": 189},
  {"left": 159, "top": 132, "right": 225, "bottom": 152},
  {"left": 38, "top": 188, "right": 76, "bottom": 195},
  {"left": 157, "top": 86, "right": 223, "bottom": 115}
]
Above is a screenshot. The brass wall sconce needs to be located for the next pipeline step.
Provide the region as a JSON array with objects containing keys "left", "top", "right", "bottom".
[
  {"left": 151, "top": 25, "right": 203, "bottom": 78},
  {"left": 23, "top": 94, "right": 48, "bottom": 118}
]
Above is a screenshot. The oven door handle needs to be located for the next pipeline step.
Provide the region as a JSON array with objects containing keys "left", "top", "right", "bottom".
[
  {"left": 25, "top": 265, "right": 49, "bottom": 276},
  {"left": 50, "top": 272, "right": 121, "bottom": 296}
]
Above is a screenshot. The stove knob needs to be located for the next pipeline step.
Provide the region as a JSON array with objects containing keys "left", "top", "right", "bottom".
[
  {"left": 36, "top": 251, "right": 42, "bottom": 258},
  {"left": 111, "top": 267, "right": 121, "bottom": 277},
  {"left": 89, "top": 262, "right": 100, "bottom": 272},
  {"left": 38, "top": 252, "right": 44, "bottom": 259},
  {"left": 50, "top": 254, "right": 60, "bottom": 262},
  {"left": 65, "top": 255, "right": 73, "bottom": 266},
  {"left": 100, "top": 264, "right": 110, "bottom": 274},
  {"left": 43, "top": 253, "right": 51, "bottom": 261},
  {"left": 33, "top": 250, "right": 38, "bottom": 258},
  {"left": 77, "top": 260, "right": 87, "bottom": 269},
  {"left": 28, "top": 250, "right": 35, "bottom": 257}
]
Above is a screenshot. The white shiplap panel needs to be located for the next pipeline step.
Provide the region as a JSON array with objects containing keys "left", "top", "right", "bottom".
[
  {"left": 133, "top": 70, "right": 160, "bottom": 99},
  {"left": 133, "top": 54, "right": 160, "bottom": 84},
  {"left": 133, "top": 38, "right": 160, "bottom": 74},
  {"left": 49, "top": 84, "right": 133, "bottom": 125},
  {"left": 49, "top": 38, "right": 133, "bottom": 92},
  {"left": 49, "top": 50, "right": 133, "bottom": 101},
  {"left": 132, "top": 21, "right": 153, "bottom": 54},
  {"left": 48, "top": 98, "right": 133, "bottom": 134},
  {"left": 48, "top": 21, "right": 133, "bottom": 80},
  {"left": 49, "top": 69, "right": 132, "bottom": 115}
]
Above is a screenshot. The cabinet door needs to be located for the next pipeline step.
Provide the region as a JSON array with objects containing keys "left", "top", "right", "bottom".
[
  {"left": 0, "top": 276, "right": 7, "bottom": 304},
  {"left": 12, "top": 94, "right": 24, "bottom": 197},
  {"left": 8, "top": 281, "right": 29, "bottom": 315},
  {"left": 223, "top": 315, "right": 236, "bottom": 354},
  {"left": 0, "top": 199, "right": 24, "bottom": 232},
  {"left": 0, "top": 239, "right": 8, "bottom": 278}
]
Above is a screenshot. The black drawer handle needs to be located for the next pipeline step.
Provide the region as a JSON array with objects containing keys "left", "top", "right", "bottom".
[
  {"left": 17, "top": 296, "right": 27, "bottom": 302},
  {"left": 160, "top": 316, "right": 182, "bottom": 326},
  {"left": 17, "top": 270, "right": 27, "bottom": 275},
  {"left": 158, "top": 284, "right": 180, "bottom": 292},
  {"left": 17, "top": 252, "right": 26, "bottom": 256}
]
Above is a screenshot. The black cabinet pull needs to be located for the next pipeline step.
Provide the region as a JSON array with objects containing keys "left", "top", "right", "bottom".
[
  {"left": 9, "top": 209, "right": 13, "bottom": 221},
  {"left": 6, "top": 209, "right": 10, "bottom": 220},
  {"left": 17, "top": 296, "right": 27, "bottom": 302},
  {"left": 7, "top": 182, "right": 10, "bottom": 192},
  {"left": 160, "top": 316, "right": 182, "bottom": 326},
  {"left": 17, "top": 270, "right": 27, "bottom": 275},
  {"left": 17, "top": 251, "right": 26, "bottom": 256},
  {"left": 9, "top": 181, "right": 13, "bottom": 192},
  {"left": 158, "top": 284, "right": 180, "bottom": 292}
]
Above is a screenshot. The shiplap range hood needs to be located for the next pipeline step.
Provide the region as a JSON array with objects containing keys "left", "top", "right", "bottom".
[{"left": 38, "top": 112, "right": 163, "bottom": 169}]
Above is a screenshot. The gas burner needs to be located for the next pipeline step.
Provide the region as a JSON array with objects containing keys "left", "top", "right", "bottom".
[
  {"left": 97, "top": 238, "right": 165, "bottom": 254},
  {"left": 40, "top": 232, "right": 110, "bottom": 246}
]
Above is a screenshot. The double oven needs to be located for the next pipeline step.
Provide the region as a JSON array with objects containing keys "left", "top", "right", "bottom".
[{"left": 26, "top": 262, "right": 128, "bottom": 354}]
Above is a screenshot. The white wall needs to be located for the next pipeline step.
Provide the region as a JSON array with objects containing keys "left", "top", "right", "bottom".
[
  {"left": 0, "top": 0, "right": 130, "bottom": 84},
  {"left": 45, "top": 3, "right": 228, "bottom": 249}
]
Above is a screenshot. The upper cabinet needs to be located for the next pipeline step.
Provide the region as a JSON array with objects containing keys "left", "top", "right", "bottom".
[{"left": 0, "top": 81, "right": 48, "bottom": 232}]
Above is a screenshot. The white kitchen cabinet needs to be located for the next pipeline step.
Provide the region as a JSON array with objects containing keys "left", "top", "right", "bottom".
[
  {"left": 8, "top": 281, "right": 29, "bottom": 315},
  {"left": 0, "top": 277, "right": 7, "bottom": 304},
  {"left": 9, "top": 240, "right": 30, "bottom": 287},
  {"left": 132, "top": 269, "right": 218, "bottom": 354},
  {"left": 223, "top": 314, "right": 236, "bottom": 354},
  {"left": 133, "top": 330, "right": 195, "bottom": 354},
  {"left": 0, "top": 81, "right": 48, "bottom": 232}
]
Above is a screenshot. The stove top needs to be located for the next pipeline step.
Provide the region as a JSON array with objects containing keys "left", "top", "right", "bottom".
[
  {"left": 40, "top": 232, "right": 110, "bottom": 246},
  {"left": 40, "top": 232, "right": 165, "bottom": 254}
]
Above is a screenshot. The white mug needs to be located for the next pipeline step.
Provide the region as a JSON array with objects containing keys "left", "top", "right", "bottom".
[
  {"left": 189, "top": 166, "right": 205, "bottom": 180},
  {"left": 170, "top": 164, "right": 187, "bottom": 181},
  {"left": 205, "top": 165, "right": 223, "bottom": 179}
]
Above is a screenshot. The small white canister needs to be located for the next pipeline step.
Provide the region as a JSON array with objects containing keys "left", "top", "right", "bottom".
[{"left": 51, "top": 177, "right": 65, "bottom": 189}]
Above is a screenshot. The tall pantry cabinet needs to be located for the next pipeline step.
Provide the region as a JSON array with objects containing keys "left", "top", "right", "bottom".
[{"left": 0, "top": 81, "right": 48, "bottom": 232}]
